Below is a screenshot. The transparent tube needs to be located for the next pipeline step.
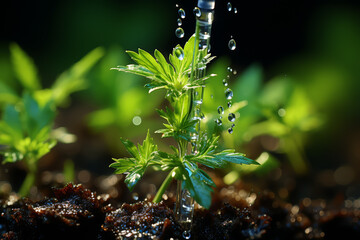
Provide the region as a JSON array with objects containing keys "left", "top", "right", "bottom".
[{"left": 175, "top": 1, "right": 215, "bottom": 238}]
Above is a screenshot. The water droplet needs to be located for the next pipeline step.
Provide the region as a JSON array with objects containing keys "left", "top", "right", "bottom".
[
  {"left": 132, "top": 116, "right": 142, "bottom": 126},
  {"left": 132, "top": 193, "right": 139, "bottom": 201},
  {"left": 175, "top": 27, "right": 185, "bottom": 38},
  {"left": 222, "top": 79, "right": 228, "bottom": 86},
  {"left": 182, "top": 231, "right": 191, "bottom": 239},
  {"left": 177, "top": 18, "right": 182, "bottom": 26},
  {"left": 227, "top": 2, "right": 232, "bottom": 11},
  {"left": 178, "top": 8, "right": 186, "bottom": 19},
  {"left": 228, "top": 128, "right": 233, "bottom": 134},
  {"left": 231, "top": 123, "right": 235, "bottom": 128},
  {"left": 211, "top": 94, "right": 214, "bottom": 99},
  {"left": 234, "top": 7, "right": 238, "bottom": 14},
  {"left": 278, "top": 108, "right": 286, "bottom": 117},
  {"left": 215, "top": 119, "right": 222, "bottom": 126},
  {"left": 227, "top": 67, "right": 233, "bottom": 73},
  {"left": 228, "top": 113, "right": 236, "bottom": 122},
  {"left": 217, "top": 106, "right": 224, "bottom": 114},
  {"left": 193, "top": 7, "right": 201, "bottom": 17},
  {"left": 225, "top": 88, "right": 233, "bottom": 100},
  {"left": 174, "top": 47, "right": 184, "bottom": 60},
  {"left": 176, "top": 4, "right": 179, "bottom": 8},
  {"left": 227, "top": 101, "right": 232, "bottom": 108},
  {"left": 200, "top": 112, "right": 205, "bottom": 119},
  {"left": 228, "top": 39, "right": 236, "bottom": 50}
]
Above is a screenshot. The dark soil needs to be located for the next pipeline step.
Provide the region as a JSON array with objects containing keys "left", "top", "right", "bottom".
[{"left": 1, "top": 183, "right": 360, "bottom": 240}]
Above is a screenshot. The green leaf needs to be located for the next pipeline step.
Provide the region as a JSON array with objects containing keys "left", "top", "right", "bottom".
[
  {"left": 10, "top": 43, "right": 41, "bottom": 91},
  {"left": 52, "top": 47, "right": 104, "bottom": 106},
  {"left": 111, "top": 130, "right": 158, "bottom": 191}
]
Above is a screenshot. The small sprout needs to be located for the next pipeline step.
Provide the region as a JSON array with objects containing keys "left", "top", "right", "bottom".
[{"left": 111, "top": 36, "right": 259, "bottom": 209}]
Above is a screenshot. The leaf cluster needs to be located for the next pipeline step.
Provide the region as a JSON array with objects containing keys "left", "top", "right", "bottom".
[{"left": 0, "top": 94, "right": 56, "bottom": 165}]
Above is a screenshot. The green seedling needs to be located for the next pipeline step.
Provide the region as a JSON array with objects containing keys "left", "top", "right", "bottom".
[
  {"left": 0, "top": 94, "right": 56, "bottom": 196},
  {"left": 0, "top": 43, "right": 104, "bottom": 196},
  {"left": 110, "top": 36, "right": 259, "bottom": 209}
]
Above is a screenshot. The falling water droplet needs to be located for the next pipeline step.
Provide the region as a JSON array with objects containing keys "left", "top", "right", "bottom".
[
  {"left": 231, "top": 123, "right": 235, "bottom": 128},
  {"left": 178, "top": 8, "right": 186, "bottom": 19},
  {"left": 174, "top": 47, "right": 184, "bottom": 60},
  {"left": 222, "top": 79, "right": 228, "bottom": 86},
  {"left": 215, "top": 119, "right": 222, "bottom": 126},
  {"left": 228, "top": 113, "right": 236, "bottom": 122},
  {"left": 176, "top": 4, "right": 179, "bottom": 8},
  {"left": 227, "top": 101, "right": 232, "bottom": 108},
  {"left": 193, "top": 7, "right": 201, "bottom": 17},
  {"left": 227, "top": 67, "right": 233, "bottom": 73},
  {"left": 175, "top": 27, "right": 185, "bottom": 38},
  {"left": 227, "top": 2, "right": 232, "bottom": 11},
  {"left": 225, "top": 88, "right": 233, "bottom": 99},
  {"left": 177, "top": 18, "right": 182, "bottom": 26},
  {"left": 217, "top": 106, "right": 224, "bottom": 114},
  {"left": 234, "top": 7, "right": 238, "bottom": 14},
  {"left": 228, "top": 39, "right": 236, "bottom": 50},
  {"left": 132, "top": 193, "right": 139, "bottom": 201},
  {"left": 182, "top": 231, "right": 191, "bottom": 239},
  {"left": 228, "top": 128, "right": 233, "bottom": 134}
]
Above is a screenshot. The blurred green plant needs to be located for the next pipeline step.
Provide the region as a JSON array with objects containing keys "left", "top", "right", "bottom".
[
  {"left": 202, "top": 61, "right": 323, "bottom": 181},
  {"left": 85, "top": 46, "right": 163, "bottom": 153},
  {"left": 0, "top": 43, "right": 104, "bottom": 196},
  {"left": 110, "top": 36, "right": 259, "bottom": 208}
]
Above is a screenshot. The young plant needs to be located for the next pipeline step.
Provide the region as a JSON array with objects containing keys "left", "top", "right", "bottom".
[
  {"left": 0, "top": 94, "right": 56, "bottom": 196},
  {"left": 111, "top": 36, "right": 259, "bottom": 209}
]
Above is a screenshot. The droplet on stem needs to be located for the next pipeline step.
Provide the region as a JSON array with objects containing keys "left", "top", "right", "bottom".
[
  {"left": 217, "top": 106, "right": 224, "bottom": 114},
  {"left": 174, "top": 47, "right": 184, "bottom": 60},
  {"left": 215, "top": 118, "right": 222, "bottom": 126},
  {"left": 225, "top": 88, "right": 233, "bottom": 100},
  {"left": 228, "top": 39, "right": 236, "bottom": 50},
  {"left": 228, "top": 128, "right": 234, "bottom": 134},
  {"left": 228, "top": 113, "right": 236, "bottom": 122},
  {"left": 193, "top": 7, "right": 201, "bottom": 17},
  {"left": 178, "top": 8, "right": 186, "bottom": 19},
  {"left": 222, "top": 79, "right": 228, "bottom": 86},
  {"left": 175, "top": 28, "right": 185, "bottom": 38}
]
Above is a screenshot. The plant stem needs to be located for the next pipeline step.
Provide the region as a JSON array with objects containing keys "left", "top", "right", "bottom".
[
  {"left": 153, "top": 168, "right": 176, "bottom": 203},
  {"left": 18, "top": 167, "right": 36, "bottom": 197}
]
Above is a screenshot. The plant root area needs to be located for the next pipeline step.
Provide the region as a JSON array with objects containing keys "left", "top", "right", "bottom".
[{"left": 1, "top": 183, "right": 359, "bottom": 240}]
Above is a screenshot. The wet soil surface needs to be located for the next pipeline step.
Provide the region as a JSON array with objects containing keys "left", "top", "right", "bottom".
[{"left": 1, "top": 183, "right": 360, "bottom": 240}]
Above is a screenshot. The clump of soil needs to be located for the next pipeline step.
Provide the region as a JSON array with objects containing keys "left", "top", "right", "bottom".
[{"left": 1, "top": 183, "right": 360, "bottom": 240}]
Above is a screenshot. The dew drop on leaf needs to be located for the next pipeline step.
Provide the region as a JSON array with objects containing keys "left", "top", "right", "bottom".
[
  {"left": 228, "top": 128, "right": 233, "bottom": 134},
  {"left": 228, "top": 113, "right": 236, "bottom": 122},
  {"left": 193, "top": 7, "right": 201, "bottom": 17},
  {"left": 174, "top": 47, "right": 184, "bottom": 60},
  {"left": 222, "top": 79, "right": 228, "bottom": 86},
  {"left": 227, "top": 101, "right": 232, "bottom": 108},
  {"left": 227, "top": 2, "right": 232, "bottom": 11},
  {"left": 217, "top": 106, "right": 224, "bottom": 114},
  {"left": 225, "top": 88, "right": 233, "bottom": 100},
  {"left": 175, "top": 27, "right": 185, "bottom": 38},
  {"left": 178, "top": 8, "right": 186, "bottom": 19},
  {"left": 228, "top": 39, "right": 236, "bottom": 50},
  {"left": 177, "top": 18, "right": 182, "bottom": 26},
  {"left": 200, "top": 112, "right": 205, "bottom": 119},
  {"left": 231, "top": 123, "right": 235, "bottom": 128},
  {"left": 215, "top": 118, "right": 222, "bottom": 126}
]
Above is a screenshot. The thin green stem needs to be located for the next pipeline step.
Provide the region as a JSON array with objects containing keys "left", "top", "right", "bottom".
[
  {"left": 153, "top": 168, "right": 177, "bottom": 203},
  {"left": 18, "top": 166, "right": 36, "bottom": 197}
]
